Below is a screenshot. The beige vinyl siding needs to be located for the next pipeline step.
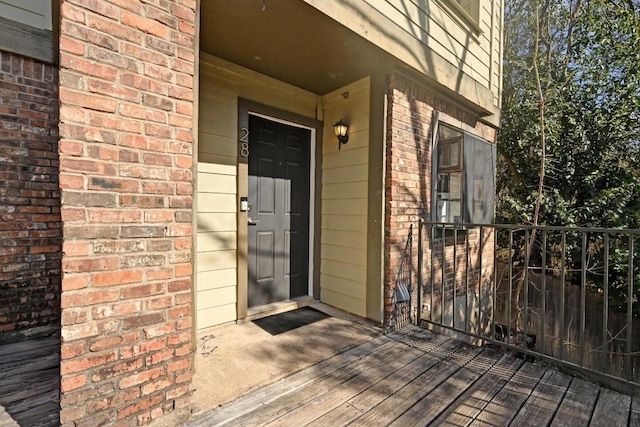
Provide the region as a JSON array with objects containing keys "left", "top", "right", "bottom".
[
  {"left": 0, "top": 0, "right": 51, "bottom": 30},
  {"left": 363, "top": 0, "right": 491, "bottom": 88},
  {"left": 196, "top": 53, "right": 318, "bottom": 330},
  {"left": 304, "top": 0, "right": 503, "bottom": 119},
  {"left": 320, "top": 77, "right": 370, "bottom": 317}
]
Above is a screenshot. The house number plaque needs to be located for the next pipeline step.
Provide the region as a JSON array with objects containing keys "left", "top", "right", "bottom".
[{"left": 240, "top": 127, "right": 249, "bottom": 157}]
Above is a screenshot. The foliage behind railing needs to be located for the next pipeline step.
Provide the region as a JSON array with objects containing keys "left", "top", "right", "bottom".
[{"left": 418, "top": 220, "right": 640, "bottom": 395}]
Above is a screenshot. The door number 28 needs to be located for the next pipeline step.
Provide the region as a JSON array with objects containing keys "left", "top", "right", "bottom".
[{"left": 240, "top": 128, "right": 249, "bottom": 158}]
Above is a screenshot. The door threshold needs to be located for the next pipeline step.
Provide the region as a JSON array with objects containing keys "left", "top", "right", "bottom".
[{"left": 243, "top": 296, "right": 316, "bottom": 323}]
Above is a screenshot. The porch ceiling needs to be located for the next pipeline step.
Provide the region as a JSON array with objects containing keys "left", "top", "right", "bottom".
[{"left": 199, "top": 0, "right": 393, "bottom": 95}]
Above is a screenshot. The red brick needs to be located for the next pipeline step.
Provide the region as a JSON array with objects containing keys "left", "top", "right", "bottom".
[
  {"left": 62, "top": 275, "right": 89, "bottom": 291},
  {"left": 121, "top": 11, "right": 169, "bottom": 38},
  {"left": 145, "top": 348, "right": 174, "bottom": 366},
  {"left": 167, "top": 357, "right": 189, "bottom": 373},
  {"left": 141, "top": 378, "right": 174, "bottom": 396},
  {"left": 62, "top": 289, "right": 119, "bottom": 308},
  {"left": 147, "top": 268, "right": 172, "bottom": 280},
  {"left": 92, "top": 301, "right": 141, "bottom": 319},
  {"left": 89, "top": 208, "right": 142, "bottom": 223},
  {"left": 61, "top": 374, "right": 87, "bottom": 392},
  {"left": 58, "top": 139, "right": 84, "bottom": 156},
  {"left": 62, "top": 256, "right": 118, "bottom": 273},
  {"left": 174, "top": 264, "right": 192, "bottom": 277},
  {"left": 61, "top": 350, "right": 118, "bottom": 375},
  {"left": 59, "top": 34, "right": 85, "bottom": 56},
  {"left": 119, "top": 367, "right": 165, "bottom": 389},
  {"left": 92, "top": 270, "right": 143, "bottom": 287},
  {"left": 91, "top": 358, "right": 144, "bottom": 382},
  {"left": 60, "top": 87, "right": 118, "bottom": 112},
  {"left": 117, "top": 393, "right": 165, "bottom": 419},
  {"left": 59, "top": 173, "right": 85, "bottom": 189},
  {"left": 63, "top": 241, "right": 90, "bottom": 257},
  {"left": 89, "top": 331, "right": 138, "bottom": 352}
]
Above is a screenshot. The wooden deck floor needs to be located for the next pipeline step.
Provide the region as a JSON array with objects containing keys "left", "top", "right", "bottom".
[
  {"left": 0, "top": 335, "right": 60, "bottom": 427},
  {"left": 188, "top": 326, "right": 640, "bottom": 427}
]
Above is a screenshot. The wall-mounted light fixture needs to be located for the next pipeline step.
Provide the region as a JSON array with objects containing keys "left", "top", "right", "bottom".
[{"left": 333, "top": 119, "right": 349, "bottom": 150}]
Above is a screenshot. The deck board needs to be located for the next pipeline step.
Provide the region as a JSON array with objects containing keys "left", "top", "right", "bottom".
[
  {"left": 429, "top": 354, "right": 525, "bottom": 425},
  {"left": 306, "top": 336, "right": 456, "bottom": 427},
  {"left": 0, "top": 335, "right": 60, "bottom": 427},
  {"left": 225, "top": 338, "right": 410, "bottom": 426},
  {"left": 348, "top": 345, "right": 483, "bottom": 426},
  {"left": 589, "top": 388, "right": 632, "bottom": 427},
  {"left": 510, "top": 369, "right": 572, "bottom": 425},
  {"left": 388, "top": 349, "right": 502, "bottom": 427},
  {"left": 550, "top": 377, "right": 599, "bottom": 426},
  {"left": 630, "top": 396, "right": 640, "bottom": 427},
  {"left": 264, "top": 345, "right": 427, "bottom": 426},
  {"left": 186, "top": 327, "right": 638, "bottom": 427},
  {"left": 469, "top": 361, "right": 546, "bottom": 426}
]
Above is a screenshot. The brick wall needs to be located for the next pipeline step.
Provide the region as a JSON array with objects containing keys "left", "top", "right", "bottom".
[
  {"left": 384, "top": 73, "right": 496, "bottom": 330},
  {"left": 57, "top": 0, "right": 196, "bottom": 425},
  {"left": 0, "top": 52, "right": 61, "bottom": 340}
]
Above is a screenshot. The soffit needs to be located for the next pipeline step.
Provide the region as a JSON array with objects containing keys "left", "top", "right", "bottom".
[{"left": 199, "top": 0, "right": 393, "bottom": 95}]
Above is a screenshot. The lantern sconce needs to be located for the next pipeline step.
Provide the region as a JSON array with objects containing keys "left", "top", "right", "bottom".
[{"left": 333, "top": 119, "right": 349, "bottom": 150}]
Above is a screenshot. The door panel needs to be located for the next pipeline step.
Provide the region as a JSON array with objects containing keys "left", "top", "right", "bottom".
[{"left": 248, "top": 115, "right": 310, "bottom": 307}]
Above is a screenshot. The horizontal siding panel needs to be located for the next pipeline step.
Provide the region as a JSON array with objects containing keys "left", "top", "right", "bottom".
[
  {"left": 321, "top": 182, "right": 368, "bottom": 200},
  {"left": 321, "top": 214, "right": 367, "bottom": 233},
  {"left": 199, "top": 79, "right": 236, "bottom": 105},
  {"left": 197, "top": 286, "right": 237, "bottom": 310},
  {"left": 197, "top": 154, "right": 236, "bottom": 168},
  {"left": 320, "top": 274, "right": 367, "bottom": 300},
  {"left": 321, "top": 198, "right": 367, "bottom": 216},
  {"left": 321, "top": 244, "right": 366, "bottom": 266},
  {"left": 365, "top": 0, "right": 490, "bottom": 82},
  {"left": 197, "top": 213, "right": 237, "bottom": 233},
  {"left": 198, "top": 193, "right": 237, "bottom": 213},
  {"left": 198, "top": 172, "right": 236, "bottom": 194},
  {"left": 322, "top": 229, "right": 366, "bottom": 249},
  {"left": 322, "top": 164, "right": 368, "bottom": 184},
  {"left": 320, "top": 288, "right": 365, "bottom": 318},
  {"left": 197, "top": 268, "right": 237, "bottom": 292},
  {"left": 197, "top": 249, "right": 237, "bottom": 272},
  {"left": 197, "top": 231, "right": 237, "bottom": 252},
  {"left": 322, "top": 146, "right": 368, "bottom": 169},
  {"left": 197, "top": 304, "right": 236, "bottom": 329},
  {"left": 197, "top": 158, "right": 236, "bottom": 175},
  {"left": 199, "top": 133, "right": 237, "bottom": 158},
  {"left": 199, "top": 104, "right": 237, "bottom": 136},
  {"left": 320, "top": 259, "right": 366, "bottom": 284}
]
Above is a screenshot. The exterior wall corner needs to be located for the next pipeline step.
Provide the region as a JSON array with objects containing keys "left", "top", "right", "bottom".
[{"left": 57, "top": 1, "right": 197, "bottom": 425}]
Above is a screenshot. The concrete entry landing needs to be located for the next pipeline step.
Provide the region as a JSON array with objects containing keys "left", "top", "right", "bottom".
[{"left": 191, "top": 302, "right": 380, "bottom": 414}]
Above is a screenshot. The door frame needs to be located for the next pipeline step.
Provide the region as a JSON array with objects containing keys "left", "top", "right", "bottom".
[{"left": 237, "top": 99, "right": 322, "bottom": 319}]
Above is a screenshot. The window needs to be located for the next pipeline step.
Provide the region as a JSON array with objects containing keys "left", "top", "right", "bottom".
[
  {"left": 456, "top": 0, "right": 480, "bottom": 24},
  {"left": 440, "top": 0, "right": 482, "bottom": 36},
  {"left": 434, "top": 123, "right": 496, "bottom": 225}
]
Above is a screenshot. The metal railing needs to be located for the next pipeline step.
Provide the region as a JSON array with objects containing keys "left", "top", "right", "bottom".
[{"left": 417, "top": 220, "right": 640, "bottom": 395}]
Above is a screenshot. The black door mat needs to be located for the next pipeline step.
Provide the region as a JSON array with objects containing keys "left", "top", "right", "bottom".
[{"left": 252, "top": 306, "right": 330, "bottom": 336}]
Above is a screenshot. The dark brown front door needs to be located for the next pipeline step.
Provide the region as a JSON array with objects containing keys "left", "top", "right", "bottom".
[{"left": 248, "top": 115, "right": 310, "bottom": 307}]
